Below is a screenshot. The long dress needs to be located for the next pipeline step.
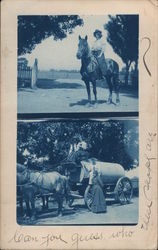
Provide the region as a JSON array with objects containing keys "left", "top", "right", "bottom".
[{"left": 89, "top": 173, "right": 107, "bottom": 213}]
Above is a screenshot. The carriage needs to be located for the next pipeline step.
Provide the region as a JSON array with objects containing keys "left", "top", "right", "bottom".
[
  {"left": 63, "top": 159, "right": 134, "bottom": 210},
  {"left": 17, "top": 159, "right": 136, "bottom": 218}
]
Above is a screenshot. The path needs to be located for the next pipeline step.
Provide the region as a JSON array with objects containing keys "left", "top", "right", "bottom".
[{"left": 18, "top": 79, "right": 138, "bottom": 113}]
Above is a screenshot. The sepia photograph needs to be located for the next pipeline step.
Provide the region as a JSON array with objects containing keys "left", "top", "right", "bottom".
[
  {"left": 17, "top": 15, "right": 139, "bottom": 114},
  {"left": 17, "top": 119, "right": 139, "bottom": 225}
]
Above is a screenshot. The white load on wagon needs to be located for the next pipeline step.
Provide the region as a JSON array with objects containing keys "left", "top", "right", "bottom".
[{"left": 80, "top": 158, "right": 125, "bottom": 184}]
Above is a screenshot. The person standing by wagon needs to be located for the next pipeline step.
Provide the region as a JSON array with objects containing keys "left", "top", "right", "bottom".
[
  {"left": 88, "top": 158, "right": 107, "bottom": 213},
  {"left": 91, "top": 29, "right": 107, "bottom": 79}
]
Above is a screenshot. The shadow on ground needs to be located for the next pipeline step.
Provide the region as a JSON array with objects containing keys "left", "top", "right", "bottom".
[
  {"left": 69, "top": 99, "right": 108, "bottom": 107},
  {"left": 18, "top": 88, "right": 35, "bottom": 93},
  {"left": 119, "top": 86, "right": 138, "bottom": 99},
  {"left": 36, "top": 79, "right": 84, "bottom": 89}
]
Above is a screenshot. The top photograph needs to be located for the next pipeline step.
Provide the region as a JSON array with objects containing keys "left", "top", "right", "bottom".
[{"left": 17, "top": 15, "right": 138, "bottom": 114}]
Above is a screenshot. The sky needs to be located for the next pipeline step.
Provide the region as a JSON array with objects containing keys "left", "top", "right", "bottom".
[{"left": 23, "top": 15, "right": 125, "bottom": 71}]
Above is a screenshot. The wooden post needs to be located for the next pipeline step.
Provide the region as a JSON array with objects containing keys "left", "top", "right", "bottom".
[{"left": 31, "top": 58, "right": 38, "bottom": 88}]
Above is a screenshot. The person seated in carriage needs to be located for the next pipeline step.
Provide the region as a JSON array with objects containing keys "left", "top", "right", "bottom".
[{"left": 91, "top": 29, "right": 107, "bottom": 79}]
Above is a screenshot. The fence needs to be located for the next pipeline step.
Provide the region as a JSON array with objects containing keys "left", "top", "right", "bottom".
[{"left": 17, "top": 59, "right": 38, "bottom": 89}]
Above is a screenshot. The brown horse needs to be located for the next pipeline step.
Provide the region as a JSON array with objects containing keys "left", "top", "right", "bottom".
[
  {"left": 17, "top": 164, "right": 70, "bottom": 218},
  {"left": 76, "top": 35, "right": 120, "bottom": 105}
]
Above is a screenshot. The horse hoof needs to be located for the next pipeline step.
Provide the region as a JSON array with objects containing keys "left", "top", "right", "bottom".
[
  {"left": 58, "top": 213, "right": 63, "bottom": 217},
  {"left": 30, "top": 215, "right": 36, "bottom": 221},
  {"left": 116, "top": 100, "right": 120, "bottom": 106},
  {"left": 86, "top": 102, "right": 92, "bottom": 108},
  {"left": 107, "top": 100, "right": 112, "bottom": 105}
]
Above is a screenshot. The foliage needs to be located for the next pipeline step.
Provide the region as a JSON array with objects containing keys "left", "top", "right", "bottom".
[
  {"left": 105, "top": 15, "right": 138, "bottom": 84},
  {"left": 18, "top": 15, "right": 83, "bottom": 55},
  {"left": 17, "top": 120, "right": 138, "bottom": 170}
]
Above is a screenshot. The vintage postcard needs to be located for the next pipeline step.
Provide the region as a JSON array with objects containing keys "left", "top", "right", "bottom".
[{"left": 1, "top": 0, "right": 158, "bottom": 250}]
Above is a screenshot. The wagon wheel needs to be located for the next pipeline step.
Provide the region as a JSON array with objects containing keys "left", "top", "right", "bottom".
[
  {"left": 114, "top": 177, "right": 133, "bottom": 205},
  {"left": 84, "top": 185, "right": 93, "bottom": 210}
]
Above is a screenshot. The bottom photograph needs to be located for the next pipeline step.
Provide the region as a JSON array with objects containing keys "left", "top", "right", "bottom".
[{"left": 17, "top": 119, "right": 139, "bottom": 225}]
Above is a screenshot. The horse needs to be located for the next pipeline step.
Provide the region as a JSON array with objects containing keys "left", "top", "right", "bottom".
[
  {"left": 76, "top": 35, "right": 120, "bottom": 105},
  {"left": 17, "top": 163, "right": 70, "bottom": 219}
]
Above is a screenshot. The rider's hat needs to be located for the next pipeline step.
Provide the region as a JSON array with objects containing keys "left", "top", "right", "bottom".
[{"left": 93, "top": 29, "right": 102, "bottom": 38}]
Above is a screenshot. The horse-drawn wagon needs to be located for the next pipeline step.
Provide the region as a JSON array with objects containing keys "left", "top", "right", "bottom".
[
  {"left": 17, "top": 159, "right": 136, "bottom": 219},
  {"left": 63, "top": 159, "right": 134, "bottom": 210}
]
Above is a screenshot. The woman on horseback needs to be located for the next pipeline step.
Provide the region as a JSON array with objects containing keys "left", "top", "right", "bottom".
[{"left": 91, "top": 29, "right": 107, "bottom": 79}]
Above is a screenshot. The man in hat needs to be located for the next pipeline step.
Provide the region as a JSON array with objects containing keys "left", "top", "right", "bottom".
[{"left": 91, "top": 29, "right": 107, "bottom": 79}]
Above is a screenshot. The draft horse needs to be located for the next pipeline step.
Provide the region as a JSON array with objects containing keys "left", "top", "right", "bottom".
[
  {"left": 76, "top": 35, "right": 120, "bottom": 105},
  {"left": 17, "top": 164, "right": 69, "bottom": 219}
]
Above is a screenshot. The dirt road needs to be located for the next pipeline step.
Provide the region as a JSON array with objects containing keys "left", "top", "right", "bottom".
[
  {"left": 18, "top": 79, "right": 138, "bottom": 113},
  {"left": 18, "top": 197, "right": 138, "bottom": 225}
]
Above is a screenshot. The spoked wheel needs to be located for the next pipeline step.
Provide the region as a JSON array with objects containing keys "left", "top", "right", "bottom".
[
  {"left": 114, "top": 177, "right": 133, "bottom": 205},
  {"left": 84, "top": 185, "right": 93, "bottom": 210}
]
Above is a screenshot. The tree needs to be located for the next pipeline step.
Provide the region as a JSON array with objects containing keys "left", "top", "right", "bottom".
[
  {"left": 18, "top": 15, "right": 83, "bottom": 56},
  {"left": 17, "top": 120, "right": 138, "bottom": 170},
  {"left": 105, "top": 15, "right": 138, "bottom": 85}
]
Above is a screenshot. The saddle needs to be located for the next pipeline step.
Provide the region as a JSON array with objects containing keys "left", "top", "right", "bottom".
[{"left": 86, "top": 55, "right": 98, "bottom": 73}]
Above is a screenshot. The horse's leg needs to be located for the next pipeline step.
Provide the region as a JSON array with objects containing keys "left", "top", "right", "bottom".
[
  {"left": 106, "top": 75, "right": 112, "bottom": 104},
  {"left": 46, "top": 196, "right": 49, "bottom": 210},
  {"left": 30, "top": 196, "right": 36, "bottom": 220},
  {"left": 114, "top": 74, "right": 120, "bottom": 105},
  {"left": 84, "top": 80, "right": 91, "bottom": 102},
  {"left": 56, "top": 195, "right": 63, "bottom": 216},
  {"left": 92, "top": 80, "right": 97, "bottom": 102},
  {"left": 19, "top": 197, "right": 23, "bottom": 216},
  {"left": 25, "top": 199, "right": 31, "bottom": 217},
  {"left": 42, "top": 196, "right": 46, "bottom": 210}
]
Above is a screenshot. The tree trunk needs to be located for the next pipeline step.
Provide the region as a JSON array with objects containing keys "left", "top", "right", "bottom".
[
  {"left": 133, "top": 60, "right": 138, "bottom": 88},
  {"left": 124, "top": 62, "right": 131, "bottom": 85}
]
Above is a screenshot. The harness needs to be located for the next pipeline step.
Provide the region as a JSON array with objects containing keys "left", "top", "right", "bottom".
[
  {"left": 17, "top": 168, "right": 67, "bottom": 197},
  {"left": 17, "top": 168, "right": 44, "bottom": 188}
]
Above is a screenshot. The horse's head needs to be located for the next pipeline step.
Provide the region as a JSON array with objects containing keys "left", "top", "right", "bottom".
[
  {"left": 17, "top": 163, "right": 30, "bottom": 185},
  {"left": 76, "top": 35, "right": 89, "bottom": 59}
]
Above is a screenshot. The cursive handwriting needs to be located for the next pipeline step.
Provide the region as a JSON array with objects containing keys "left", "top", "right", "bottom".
[
  {"left": 141, "top": 37, "right": 152, "bottom": 77},
  {"left": 146, "top": 132, "right": 156, "bottom": 152},
  {"left": 109, "top": 227, "right": 134, "bottom": 239},
  {"left": 141, "top": 132, "right": 156, "bottom": 230},
  {"left": 71, "top": 232, "right": 103, "bottom": 249},
  {"left": 8, "top": 227, "right": 39, "bottom": 244},
  {"left": 143, "top": 154, "right": 155, "bottom": 201},
  {"left": 40, "top": 233, "right": 68, "bottom": 247},
  {"left": 8, "top": 227, "right": 68, "bottom": 247},
  {"left": 141, "top": 200, "right": 152, "bottom": 230}
]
